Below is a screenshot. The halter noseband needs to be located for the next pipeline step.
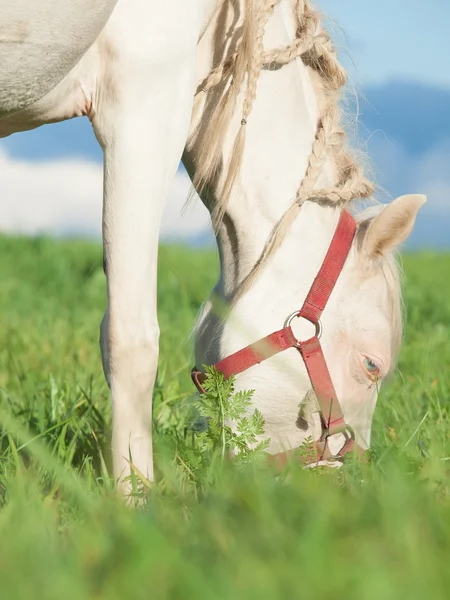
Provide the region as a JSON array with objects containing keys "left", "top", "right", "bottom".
[{"left": 191, "top": 210, "right": 366, "bottom": 467}]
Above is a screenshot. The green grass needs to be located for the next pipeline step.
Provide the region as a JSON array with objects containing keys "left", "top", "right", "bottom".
[{"left": 0, "top": 234, "right": 449, "bottom": 599}]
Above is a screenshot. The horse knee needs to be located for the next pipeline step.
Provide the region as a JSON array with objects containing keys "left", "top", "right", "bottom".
[
  {"left": 110, "top": 327, "right": 159, "bottom": 392},
  {"left": 100, "top": 307, "right": 160, "bottom": 392}
]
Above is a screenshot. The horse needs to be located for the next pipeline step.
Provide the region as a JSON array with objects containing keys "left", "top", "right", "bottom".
[
  {"left": 186, "top": 0, "right": 425, "bottom": 466},
  {"left": 0, "top": 0, "right": 425, "bottom": 491}
]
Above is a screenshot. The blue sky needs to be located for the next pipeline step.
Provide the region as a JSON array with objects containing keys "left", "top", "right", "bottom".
[
  {"left": 321, "top": 0, "right": 450, "bottom": 89},
  {"left": 0, "top": 1, "right": 449, "bottom": 248}
]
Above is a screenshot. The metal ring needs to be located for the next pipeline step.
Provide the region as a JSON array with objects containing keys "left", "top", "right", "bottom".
[
  {"left": 284, "top": 310, "right": 322, "bottom": 342},
  {"left": 328, "top": 425, "right": 357, "bottom": 462}
]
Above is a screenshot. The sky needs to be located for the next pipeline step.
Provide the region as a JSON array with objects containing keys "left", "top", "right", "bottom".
[{"left": 1, "top": 1, "right": 449, "bottom": 249}]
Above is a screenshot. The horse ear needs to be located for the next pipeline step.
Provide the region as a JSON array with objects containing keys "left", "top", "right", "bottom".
[{"left": 362, "top": 194, "right": 427, "bottom": 257}]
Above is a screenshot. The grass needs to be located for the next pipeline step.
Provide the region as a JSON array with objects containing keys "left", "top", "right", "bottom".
[{"left": 0, "top": 233, "right": 449, "bottom": 599}]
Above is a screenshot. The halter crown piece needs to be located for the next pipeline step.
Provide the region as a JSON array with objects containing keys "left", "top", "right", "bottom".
[{"left": 192, "top": 210, "right": 366, "bottom": 468}]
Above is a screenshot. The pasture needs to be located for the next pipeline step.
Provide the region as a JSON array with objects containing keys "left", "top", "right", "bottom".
[{"left": 0, "top": 233, "right": 449, "bottom": 599}]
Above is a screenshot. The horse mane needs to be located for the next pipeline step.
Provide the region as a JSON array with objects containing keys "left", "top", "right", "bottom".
[{"left": 188, "top": 0, "right": 400, "bottom": 306}]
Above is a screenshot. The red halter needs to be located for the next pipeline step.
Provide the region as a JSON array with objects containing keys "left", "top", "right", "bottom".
[{"left": 192, "top": 210, "right": 366, "bottom": 467}]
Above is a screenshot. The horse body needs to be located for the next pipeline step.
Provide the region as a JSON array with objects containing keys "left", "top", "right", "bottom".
[
  {"left": 0, "top": 0, "right": 425, "bottom": 488},
  {"left": 0, "top": 0, "right": 118, "bottom": 116}
]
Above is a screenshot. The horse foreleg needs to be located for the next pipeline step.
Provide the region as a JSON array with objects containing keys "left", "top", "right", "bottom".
[{"left": 93, "top": 7, "right": 200, "bottom": 493}]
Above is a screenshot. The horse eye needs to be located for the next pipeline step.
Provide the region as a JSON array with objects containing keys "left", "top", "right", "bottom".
[{"left": 363, "top": 357, "right": 380, "bottom": 379}]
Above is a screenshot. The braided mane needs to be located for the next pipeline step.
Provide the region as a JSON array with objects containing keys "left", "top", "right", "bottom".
[{"left": 188, "top": 0, "right": 375, "bottom": 299}]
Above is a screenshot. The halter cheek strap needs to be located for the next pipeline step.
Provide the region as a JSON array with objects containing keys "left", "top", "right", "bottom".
[{"left": 192, "top": 210, "right": 367, "bottom": 467}]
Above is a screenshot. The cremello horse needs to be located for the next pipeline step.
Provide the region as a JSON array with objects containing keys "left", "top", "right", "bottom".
[{"left": 0, "top": 0, "right": 425, "bottom": 489}]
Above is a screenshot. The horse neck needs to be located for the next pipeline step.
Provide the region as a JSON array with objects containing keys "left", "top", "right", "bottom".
[{"left": 185, "top": 0, "right": 341, "bottom": 296}]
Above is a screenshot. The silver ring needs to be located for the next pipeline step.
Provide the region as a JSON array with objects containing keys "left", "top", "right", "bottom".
[{"left": 284, "top": 311, "right": 322, "bottom": 341}]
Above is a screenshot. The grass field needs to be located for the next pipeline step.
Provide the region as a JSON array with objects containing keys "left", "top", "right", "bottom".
[{"left": 0, "top": 233, "right": 449, "bottom": 599}]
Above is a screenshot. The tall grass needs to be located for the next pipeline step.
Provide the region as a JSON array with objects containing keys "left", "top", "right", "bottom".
[{"left": 0, "top": 234, "right": 449, "bottom": 599}]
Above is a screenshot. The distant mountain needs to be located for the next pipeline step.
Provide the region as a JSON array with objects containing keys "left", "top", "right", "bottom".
[{"left": 358, "top": 80, "right": 450, "bottom": 157}]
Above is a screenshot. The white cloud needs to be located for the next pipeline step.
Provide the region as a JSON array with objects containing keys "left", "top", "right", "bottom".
[
  {"left": 368, "top": 137, "right": 450, "bottom": 212},
  {"left": 0, "top": 150, "right": 213, "bottom": 242},
  {"left": 0, "top": 139, "right": 448, "bottom": 250},
  {"left": 411, "top": 142, "right": 450, "bottom": 213},
  {"left": 365, "top": 137, "right": 450, "bottom": 248}
]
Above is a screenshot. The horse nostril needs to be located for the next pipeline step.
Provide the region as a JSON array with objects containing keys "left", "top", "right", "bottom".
[{"left": 296, "top": 414, "right": 309, "bottom": 431}]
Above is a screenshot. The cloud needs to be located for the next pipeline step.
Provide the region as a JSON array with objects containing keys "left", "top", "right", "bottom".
[
  {"left": 365, "top": 137, "right": 450, "bottom": 249},
  {"left": 0, "top": 137, "right": 448, "bottom": 251},
  {"left": 367, "top": 135, "right": 450, "bottom": 209},
  {"left": 412, "top": 142, "right": 450, "bottom": 212},
  {"left": 1, "top": 76, "right": 449, "bottom": 250},
  {"left": 352, "top": 80, "right": 450, "bottom": 248},
  {"left": 0, "top": 150, "right": 213, "bottom": 242}
]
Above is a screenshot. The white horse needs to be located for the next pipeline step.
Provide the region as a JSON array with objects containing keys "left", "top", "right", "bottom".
[
  {"left": 0, "top": 0, "right": 425, "bottom": 489},
  {"left": 188, "top": 0, "right": 426, "bottom": 465}
]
